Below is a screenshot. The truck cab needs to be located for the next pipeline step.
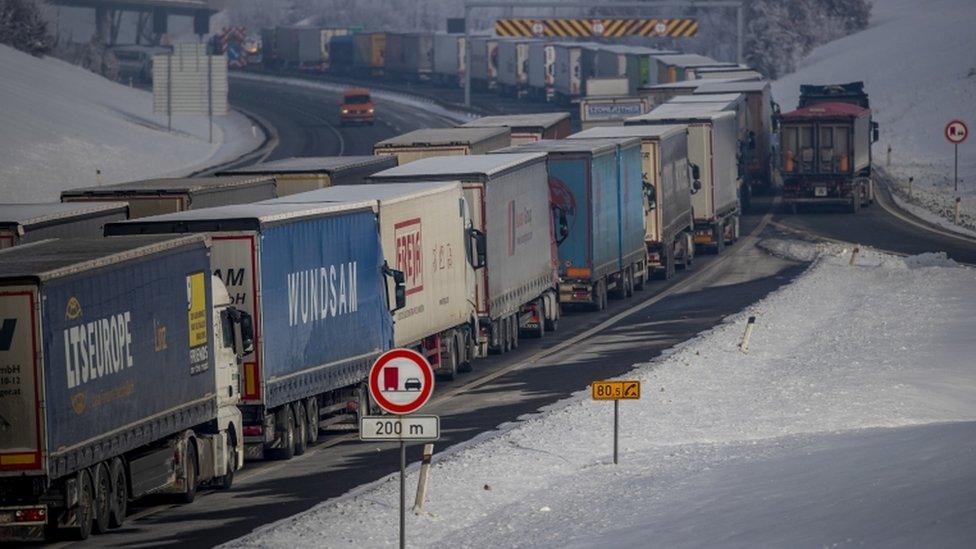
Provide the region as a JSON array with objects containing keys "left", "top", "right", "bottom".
[{"left": 340, "top": 88, "right": 375, "bottom": 126}]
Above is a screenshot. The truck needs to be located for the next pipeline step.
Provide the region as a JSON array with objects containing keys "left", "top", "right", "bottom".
[
  {"left": 217, "top": 156, "right": 396, "bottom": 196},
  {"left": 695, "top": 80, "right": 778, "bottom": 194},
  {"left": 61, "top": 175, "right": 278, "bottom": 219},
  {"left": 373, "top": 127, "right": 511, "bottom": 165},
  {"left": 271, "top": 26, "right": 321, "bottom": 68},
  {"left": 328, "top": 35, "right": 356, "bottom": 74},
  {"left": 385, "top": 32, "right": 434, "bottom": 81},
  {"left": 626, "top": 108, "right": 741, "bottom": 253},
  {"left": 368, "top": 153, "right": 560, "bottom": 353},
  {"left": 552, "top": 42, "right": 600, "bottom": 104},
  {"left": 579, "top": 96, "right": 651, "bottom": 130},
  {"left": 104, "top": 201, "right": 400, "bottom": 461},
  {"left": 594, "top": 45, "right": 643, "bottom": 95},
  {"left": 568, "top": 125, "right": 695, "bottom": 279},
  {"left": 526, "top": 41, "right": 556, "bottom": 101},
  {"left": 638, "top": 79, "right": 719, "bottom": 109},
  {"left": 0, "top": 202, "right": 127, "bottom": 249},
  {"left": 497, "top": 38, "right": 538, "bottom": 97},
  {"left": 461, "top": 113, "right": 573, "bottom": 145},
  {"left": 777, "top": 101, "right": 878, "bottom": 213},
  {"left": 653, "top": 54, "right": 736, "bottom": 83},
  {"left": 353, "top": 32, "right": 386, "bottom": 76},
  {"left": 262, "top": 183, "right": 481, "bottom": 378},
  {"left": 693, "top": 66, "right": 763, "bottom": 80},
  {"left": 497, "top": 139, "right": 647, "bottom": 310},
  {"left": 469, "top": 36, "right": 500, "bottom": 90},
  {"left": 432, "top": 33, "right": 466, "bottom": 87},
  {"left": 0, "top": 234, "right": 249, "bottom": 541}
]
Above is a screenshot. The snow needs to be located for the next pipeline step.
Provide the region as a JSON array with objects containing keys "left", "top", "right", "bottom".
[
  {"left": 772, "top": 0, "right": 976, "bottom": 232},
  {"left": 227, "top": 241, "right": 976, "bottom": 548},
  {"left": 0, "top": 45, "right": 264, "bottom": 203}
]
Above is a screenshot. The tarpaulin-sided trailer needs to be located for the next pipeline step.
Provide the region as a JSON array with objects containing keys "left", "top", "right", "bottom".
[
  {"left": 264, "top": 182, "right": 478, "bottom": 377},
  {"left": 497, "top": 139, "right": 646, "bottom": 310},
  {"left": 353, "top": 32, "right": 386, "bottom": 75},
  {"left": 579, "top": 96, "right": 651, "bottom": 129},
  {"left": 626, "top": 108, "right": 740, "bottom": 253},
  {"left": 0, "top": 202, "right": 127, "bottom": 249},
  {"left": 526, "top": 41, "right": 556, "bottom": 101},
  {"left": 462, "top": 113, "right": 572, "bottom": 145},
  {"left": 61, "top": 175, "right": 277, "bottom": 219},
  {"left": 0, "top": 234, "right": 246, "bottom": 541},
  {"left": 217, "top": 156, "right": 396, "bottom": 196},
  {"left": 569, "top": 124, "right": 694, "bottom": 279},
  {"left": 369, "top": 153, "right": 559, "bottom": 353},
  {"left": 497, "top": 38, "right": 537, "bottom": 96},
  {"left": 469, "top": 36, "right": 499, "bottom": 90},
  {"left": 432, "top": 33, "right": 466, "bottom": 86},
  {"left": 105, "top": 201, "right": 397, "bottom": 460},
  {"left": 374, "top": 127, "right": 511, "bottom": 165}
]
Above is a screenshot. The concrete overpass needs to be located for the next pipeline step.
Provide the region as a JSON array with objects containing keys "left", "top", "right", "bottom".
[{"left": 48, "top": 0, "right": 228, "bottom": 44}]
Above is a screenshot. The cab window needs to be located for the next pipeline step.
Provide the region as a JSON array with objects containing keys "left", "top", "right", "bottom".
[{"left": 345, "top": 95, "right": 370, "bottom": 104}]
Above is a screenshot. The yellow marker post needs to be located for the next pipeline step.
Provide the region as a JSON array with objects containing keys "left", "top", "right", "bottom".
[{"left": 592, "top": 381, "right": 641, "bottom": 464}]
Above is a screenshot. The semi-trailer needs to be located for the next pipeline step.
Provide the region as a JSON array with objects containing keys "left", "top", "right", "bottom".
[
  {"left": 526, "top": 41, "right": 556, "bottom": 101},
  {"left": 626, "top": 108, "right": 741, "bottom": 253},
  {"left": 104, "top": 201, "right": 401, "bottom": 461},
  {"left": 693, "top": 66, "right": 762, "bottom": 80},
  {"left": 217, "top": 156, "right": 396, "bottom": 196},
  {"left": 432, "top": 33, "right": 466, "bottom": 87},
  {"left": 497, "top": 38, "right": 538, "bottom": 97},
  {"left": 653, "top": 54, "right": 737, "bottom": 83},
  {"left": 0, "top": 202, "right": 127, "bottom": 249},
  {"left": 552, "top": 43, "right": 599, "bottom": 104},
  {"left": 0, "top": 234, "right": 250, "bottom": 541},
  {"left": 373, "top": 127, "right": 511, "bottom": 165},
  {"left": 579, "top": 96, "right": 651, "bottom": 130},
  {"left": 61, "top": 175, "right": 277, "bottom": 219},
  {"left": 385, "top": 32, "right": 434, "bottom": 81},
  {"left": 497, "top": 139, "right": 647, "bottom": 309},
  {"left": 469, "top": 36, "right": 500, "bottom": 90},
  {"left": 368, "top": 153, "right": 560, "bottom": 352},
  {"left": 353, "top": 32, "right": 386, "bottom": 76},
  {"left": 264, "top": 182, "right": 482, "bottom": 378},
  {"left": 462, "top": 113, "right": 572, "bottom": 145},
  {"left": 637, "top": 79, "right": 722, "bottom": 109},
  {"left": 568, "top": 125, "right": 695, "bottom": 279}
]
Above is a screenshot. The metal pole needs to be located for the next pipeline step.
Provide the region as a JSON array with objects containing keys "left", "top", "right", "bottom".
[
  {"left": 207, "top": 51, "right": 213, "bottom": 144},
  {"left": 399, "top": 439, "right": 406, "bottom": 549},
  {"left": 736, "top": 4, "right": 744, "bottom": 64},
  {"left": 613, "top": 400, "right": 619, "bottom": 465},
  {"left": 167, "top": 54, "right": 172, "bottom": 131},
  {"left": 955, "top": 143, "right": 959, "bottom": 193},
  {"left": 464, "top": 6, "right": 472, "bottom": 107}
]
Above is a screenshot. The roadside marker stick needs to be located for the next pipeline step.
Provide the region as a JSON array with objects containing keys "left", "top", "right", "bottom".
[
  {"left": 849, "top": 245, "right": 860, "bottom": 266},
  {"left": 955, "top": 197, "right": 962, "bottom": 225},
  {"left": 739, "top": 315, "right": 756, "bottom": 353},
  {"left": 613, "top": 400, "right": 619, "bottom": 465},
  {"left": 413, "top": 443, "right": 434, "bottom": 514}
]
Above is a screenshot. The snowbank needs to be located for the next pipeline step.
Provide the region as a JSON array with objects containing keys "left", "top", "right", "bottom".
[
  {"left": 0, "top": 45, "right": 263, "bottom": 202},
  {"left": 227, "top": 242, "right": 976, "bottom": 547},
  {"left": 772, "top": 0, "right": 976, "bottom": 231}
]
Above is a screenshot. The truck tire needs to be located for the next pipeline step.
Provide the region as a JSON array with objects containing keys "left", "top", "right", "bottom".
[
  {"left": 108, "top": 458, "right": 127, "bottom": 528},
  {"left": 74, "top": 469, "right": 94, "bottom": 540},
  {"left": 440, "top": 338, "right": 458, "bottom": 380},
  {"left": 179, "top": 442, "right": 198, "bottom": 503},
  {"left": 305, "top": 397, "right": 320, "bottom": 445},
  {"left": 216, "top": 442, "right": 235, "bottom": 490},
  {"left": 592, "top": 279, "right": 607, "bottom": 311},
  {"left": 713, "top": 224, "right": 726, "bottom": 254},
  {"left": 532, "top": 303, "right": 546, "bottom": 338},
  {"left": 544, "top": 301, "right": 559, "bottom": 333},
  {"left": 293, "top": 403, "right": 308, "bottom": 456},
  {"left": 458, "top": 331, "right": 474, "bottom": 372},
  {"left": 270, "top": 407, "right": 295, "bottom": 460},
  {"left": 92, "top": 463, "right": 111, "bottom": 534},
  {"left": 850, "top": 191, "right": 862, "bottom": 213},
  {"left": 510, "top": 315, "right": 519, "bottom": 350}
]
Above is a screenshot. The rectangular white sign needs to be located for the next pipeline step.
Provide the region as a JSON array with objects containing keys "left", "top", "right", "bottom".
[{"left": 360, "top": 415, "right": 440, "bottom": 441}]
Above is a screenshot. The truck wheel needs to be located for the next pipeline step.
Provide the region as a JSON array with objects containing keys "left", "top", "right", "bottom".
[
  {"left": 544, "top": 300, "right": 560, "bottom": 332},
  {"left": 510, "top": 315, "right": 519, "bottom": 350},
  {"left": 458, "top": 332, "right": 474, "bottom": 372},
  {"left": 293, "top": 403, "right": 308, "bottom": 456},
  {"left": 216, "top": 442, "right": 235, "bottom": 490},
  {"left": 305, "top": 397, "right": 320, "bottom": 445},
  {"left": 634, "top": 265, "right": 646, "bottom": 290},
  {"left": 850, "top": 192, "right": 861, "bottom": 213},
  {"left": 501, "top": 317, "right": 512, "bottom": 353},
  {"left": 92, "top": 463, "right": 111, "bottom": 534},
  {"left": 179, "top": 442, "right": 198, "bottom": 503},
  {"left": 108, "top": 458, "right": 127, "bottom": 528},
  {"left": 713, "top": 225, "right": 726, "bottom": 254},
  {"left": 440, "top": 339, "right": 458, "bottom": 380},
  {"left": 533, "top": 303, "right": 546, "bottom": 338},
  {"left": 592, "top": 280, "right": 607, "bottom": 311},
  {"left": 74, "top": 469, "right": 94, "bottom": 540},
  {"left": 270, "top": 407, "right": 295, "bottom": 460}
]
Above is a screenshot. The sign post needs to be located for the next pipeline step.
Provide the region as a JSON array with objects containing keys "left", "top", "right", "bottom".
[
  {"left": 362, "top": 349, "right": 439, "bottom": 549},
  {"left": 945, "top": 120, "right": 968, "bottom": 193},
  {"left": 591, "top": 380, "right": 641, "bottom": 464}
]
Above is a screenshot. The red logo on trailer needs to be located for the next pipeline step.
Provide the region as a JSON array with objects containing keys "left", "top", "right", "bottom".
[
  {"left": 394, "top": 218, "right": 423, "bottom": 296},
  {"left": 945, "top": 120, "right": 968, "bottom": 144},
  {"left": 368, "top": 349, "right": 435, "bottom": 415}
]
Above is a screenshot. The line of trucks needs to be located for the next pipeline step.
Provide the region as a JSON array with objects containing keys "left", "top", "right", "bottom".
[{"left": 0, "top": 78, "right": 875, "bottom": 542}]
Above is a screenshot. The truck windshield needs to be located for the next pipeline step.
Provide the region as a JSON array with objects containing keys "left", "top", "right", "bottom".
[{"left": 345, "top": 95, "right": 370, "bottom": 104}]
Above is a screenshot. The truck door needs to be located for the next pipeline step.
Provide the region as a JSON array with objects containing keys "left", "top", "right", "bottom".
[{"left": 0, "top": 286, "right": 43, "bottom": 473}]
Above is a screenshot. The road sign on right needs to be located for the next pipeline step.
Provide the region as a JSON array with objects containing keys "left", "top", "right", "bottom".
[
  {"left": 592, "top": 380, "right": 641, "bottom": 400},
  {"left": 945, "top": 120, "right": 968, "bottom": 144}
]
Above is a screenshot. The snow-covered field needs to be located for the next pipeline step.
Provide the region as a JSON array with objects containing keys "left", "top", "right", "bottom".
[
  {"left": 772, "top": 0, "right": 976, "bottom": 232},
  {"left": 0, "top": 45, "right": 263, "bottom": 203},
  {"left": 228, "top": 241, "right": 976, "bottom": 548}
]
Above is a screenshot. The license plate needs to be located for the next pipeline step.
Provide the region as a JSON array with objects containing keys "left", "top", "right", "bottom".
[
  {"left": 814, "top": 187, "right": 828, "bottom": 197},
  {"left": 0, "top": 511, "right": 13, "bottom": 524}
]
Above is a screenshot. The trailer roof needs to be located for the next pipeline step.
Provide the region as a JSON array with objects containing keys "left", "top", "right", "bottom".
[
  {"left": 626, "top": 107, "right": 734, "bottom": 124},
  {"left": 261, "top": 182, "right": 460, "bottom": 206},
  {"left": 462, "top": 112, "right": 570, "bottom": 131},
  {"left": 374, "top": 127, "right": 509, "bottom": 148},
  {"left": 495, "top": 138, "right": 640, "bottom": 156},
  {"left": 654, "top": 54, "right": 734, "bottom": 68},
  {"left": 601, "top": 44, "right": 676, "bottom": 56},
  {"left": 217, "top": 155, "right": 395, "bottom": 175},
  {"left": 104, "top": 200, "right": 376, "bottom": 235},
  {"left": 567, "top": 124, "right": 687, "bottom": 141},
  {"left": 370, "top": 153, "right": 546, "bottom": 179},
  {"left": 0, "top": 234, "right": 206, "bottom": 282},
  {"left": 0, "top": 202, "right": 127, "bottom": 230},
  {"left": 670, "top": 93, "right": 745, "bottom": 104},
  {"left": 693, "top": 80, "right": 771, "bottom": 94},
  {"left": 780, "top": 102, "right": 870, "bottom": 119},
  {"left": 61, "top": 175, "right": 276, "bottom": 198}
]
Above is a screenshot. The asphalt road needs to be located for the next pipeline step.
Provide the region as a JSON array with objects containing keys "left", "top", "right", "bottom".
[{"left": 52, "top": 75, "right": 976, "bottom": 548}]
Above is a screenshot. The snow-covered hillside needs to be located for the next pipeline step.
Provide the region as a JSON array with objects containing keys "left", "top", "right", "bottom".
[
  {"left": 772, "top": 0, "right": 976, "bottom": 228},
  {"left": 0, "top": 45, "right": 262, "bottom": 202},
  {"left": 227, "top": 242, "right": 976, "bottom": 548}
]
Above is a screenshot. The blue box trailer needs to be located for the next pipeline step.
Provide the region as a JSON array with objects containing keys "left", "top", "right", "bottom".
[
  {"left": 495, "top": 138, "right": 646, "bottom": 309},
  {"left": 0, "top": 235, "right": 245, "bottom": 541},
  {"left": 105, "top": 201, "right": 397, "bottom": 460}
]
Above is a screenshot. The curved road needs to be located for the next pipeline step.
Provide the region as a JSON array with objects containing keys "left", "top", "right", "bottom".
[{"left": 58, "top": 75, "right": 976, "bottom": 548}]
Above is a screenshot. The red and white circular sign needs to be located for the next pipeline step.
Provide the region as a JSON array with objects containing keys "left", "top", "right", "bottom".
[
  {"left": 945, "top": 120, "right": 968, "bottom": 144},
  {"left": 368, "top": 349, "right": 434, "bottom": 415}
]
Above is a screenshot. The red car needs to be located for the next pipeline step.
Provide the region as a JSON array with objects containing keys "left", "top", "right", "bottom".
[{"left": 340, "top": 88, "right": 375, "bottom": 126}]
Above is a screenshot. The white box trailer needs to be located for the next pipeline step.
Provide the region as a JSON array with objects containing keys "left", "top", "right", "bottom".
[
  {"left": 497, "top": 38, "right": 537, "bottom": 96},
  {"left": 374, "top": 127, "right": 511, "bottom": 165},
  {"left": 552, "top": 43, "right": 599, "bottom": 103},
  {"left": 217, "top": 156, "right": 397, "bottom": 196},
  {"left": 0, "top": 202, "right": 127, "bottom": 249},
  {"left": 469, "top": 36, "right": 499, "bottom": 90},
  {"left": 568, "top": 124, "right": 695, "bottom": 279},
  {"left": 260, "top": 182, "right": 479, "bottom": 377},
  {"left": 626, "top": 108, "right": 740, "bottom": 253},
  {"left": 462, "top": 113, "right": 573, "bottom": 145},
  {"left": 433, "top": 33, "right": 466, "bottom": 86},
  {"left": 654, "top": 53, "right": 737, "bottom": 83},
  {"left": 369, "top": 153, "right": 559, "bottom": 353},
  {"left": 527, "top": 41, "right": 556, "bottom": 101}
]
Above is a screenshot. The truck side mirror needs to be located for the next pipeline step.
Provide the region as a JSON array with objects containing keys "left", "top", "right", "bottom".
[
  {"left": 229, "top": 308, "right": 254, "bottom": 357},
  {"left": 872, "top": 122, "right": 879, "bottom": 143},
  {"left": 689, "top": 163, "right": 701, "bottom": 189},
  {"left": 551, "top": 206, "right": 570, "bottom": 244},
  {"left": 382, "top": 262, "right": 407, "bottom": 312},
  {"left": 691, "top": 179, "right": 702, "bottom": 194},
  {"left": 469, "top": 228, "right": 487, "bottom": 269},
  {"left": 643, "top": 178, "right": 657, "bottom": 210}
]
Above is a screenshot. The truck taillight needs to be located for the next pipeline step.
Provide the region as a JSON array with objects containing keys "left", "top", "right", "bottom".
[
  {"left": 15, "top": 507, "right": 46, "bottom": 522},
  {"left": 243, "top": 425, "right": 263, "bottom": 437}
]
